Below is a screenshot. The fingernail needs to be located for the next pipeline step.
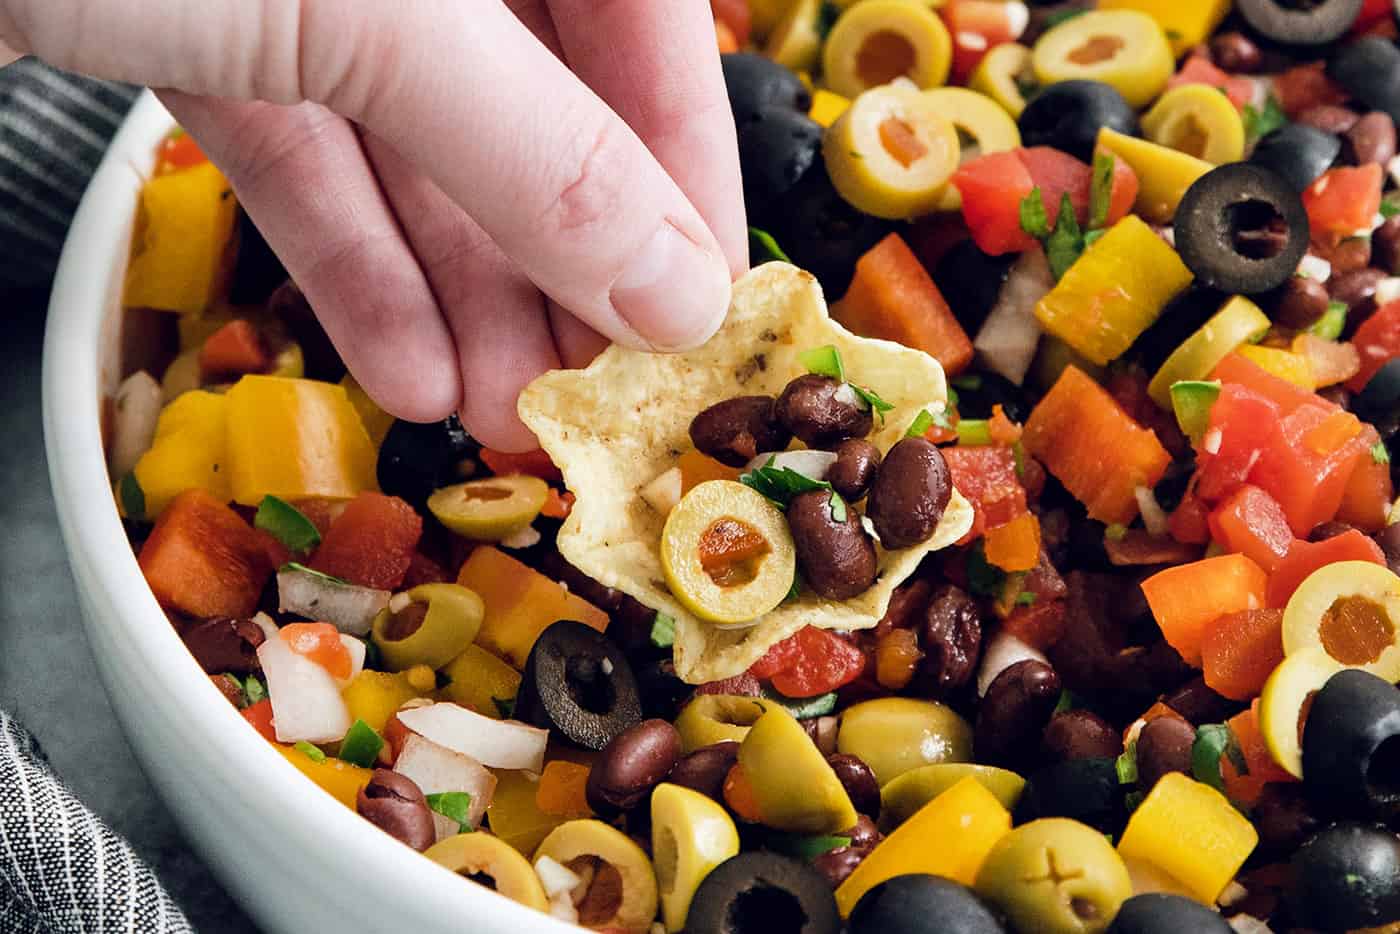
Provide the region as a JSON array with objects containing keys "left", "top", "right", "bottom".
[{"left": 611, "top": 221, "right": 731, "bottom": 351}]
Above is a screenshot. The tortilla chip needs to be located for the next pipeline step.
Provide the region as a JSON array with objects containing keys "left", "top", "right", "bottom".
[{"left": 519, "top": 263, "right": 973, "bottom": 684}]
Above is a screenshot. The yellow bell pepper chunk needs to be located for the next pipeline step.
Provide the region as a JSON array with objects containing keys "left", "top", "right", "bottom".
[
  {"left": 1099, "top": 0, "right": 1230, "bottom": 57},
  {"left": 131, "top": 391, "right": 231, "bottom": 517},
  {"left": 274, "top": 744, "right": 372, "bottom": 809},
  {"left": 341, "top": 669, "right": 430, "bottom": 734},
  {"left": 1117, "top": 772, "right": 1258, "bottom": 904},
  {"left": 1034, "top": 215, "right": 1193, "bottom": 366},
  {"left": 1097, "top": 127, "right": 1213, "bottom": 224},
  {"left": 809, "top": 89, "right": 852, "bottom": 128},
  {"left": 125, "top": 162, "right": 238, "bottom": 315},
  {"left": 487, "top": 769, "right": 569, "bottom": 856},
  {"left": 440, "top": 644, "right": 523, "bottom": 719},
  {"left": 835, "top": 776, "right": 1011, "bottom": 917},
  {"left": 1237, "top": 344, "right": 1316, "bottom": 390},
  {"left": 224, "top": 375, "right": 377, "bottom": 506},
  {"left": 340, "top": 374, "right": 394, "bottom": 448}
]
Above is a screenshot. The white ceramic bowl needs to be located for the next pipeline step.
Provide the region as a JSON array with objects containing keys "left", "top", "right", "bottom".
[{"left": 43, "top": 92, "right": 574, "bottom": 934}]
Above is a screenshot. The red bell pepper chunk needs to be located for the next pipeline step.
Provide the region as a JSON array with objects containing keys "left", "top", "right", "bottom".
[
  {"left": 749, "top": 634, "right": 803, "bottom": 679},
  {"left": 156, "top": 133, "right": 209, "bottom": 174},
  {"left": 1345, "top": 300, "right": 1400, "bottom": 392},
  {"left": 1246, "top": 404, "right": 1371, "bottom": 536},
  {"left": 767, "top": 627, "right": 868, "bottom": 698},
  {"left": 1194, "top": 385, "right": 1281, "bottom": 503},
  {"left": 1207, "top": 484, "right": 1294, "bottom": 574},
  {"left": 1272, "top": 61, "right": 1349, "bottom": 118},
  {"left": 198, "top": 319, "right": 270, "bottom": 383},
  {"left": 952, "top": 151, "right": 1038, "bottom": 255},
  {"left": 480, "top": 447, "right": 564, "bottom": 484},
  {"left": 309, "top": 492, "right": 423, "bottom": 590},
  {"left": 1211, "top": 352, "right": 1326, "bottom": 417},
  {"left": 1335, "top": 427, "right": 1395, "bottom": 532},
  {"left": 1303, "top": 164, "right": 1384, "bottom": 240},
  {"left": 943, "top": 445, "right": 1027, "bottom": 542},
  {"left": 1353, "top": 0, "right": 1393, "bottom": 34},
  {"left": 1265, "top": 530, "right": 1387, "bottom": 608},
  {"left": 242, "top": 699, "right": 278, "bottom": 743}
]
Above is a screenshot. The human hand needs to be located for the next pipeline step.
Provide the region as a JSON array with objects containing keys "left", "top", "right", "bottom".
[{"left": 1, "top": 0, "right": 745, "bottom": 450}]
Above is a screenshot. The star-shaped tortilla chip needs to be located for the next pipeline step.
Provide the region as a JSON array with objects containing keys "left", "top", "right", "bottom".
[{"left": 518, "top": 263, "right": 973, "bottom": 684}]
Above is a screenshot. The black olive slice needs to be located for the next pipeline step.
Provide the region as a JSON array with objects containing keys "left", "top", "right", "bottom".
[
  {"left": 1249, "top": 124, "right": 1342, "bottom": 192},
  {"left": 850, "top": 875, "right": 1005, "bottom": 934},
  {"left": 1018, "top": 80, "right": 1139, "bottom": 163},
  {"left": 376, "top": 415, "right": 476, "bottom": 511},
  {"left": 1174, "top": 163, "right": 1310, "bottom": 295},
  {"left": 722, "top": 53, "right": 813, "bottom": 131},
  {"left": 684, "top": 852, "right": 841, "bottom": 934},
  {"left": 515, "top": 620, "right": 642, "bottom": 751},
  {"left": 1328, "top": 38, "right": 1400, "bottom": 125},
  {"left": 1237, "top": 0, "right": 1362, "bottom": 45},
  {"left": 1301, "top": 668, "right": 1400, "bottom": 821},
  {"left": 1013, "top": 758, "right": 1125, "bottom": 834},
  {"left": 1287, "top": 823, "right": 1400, "bottom": 932},
  {"left": 1106, "top": 893, "right": 1233, "bottom": 933}
]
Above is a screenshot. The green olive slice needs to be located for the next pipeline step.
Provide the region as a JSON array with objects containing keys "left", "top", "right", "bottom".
[
  {"left": 535, "top": 820, "right": 659, "bottom": 932},
  {"left": 1032, "top": 9, "right": 1174, "bottom": 109},
  {"left": 371, "top": 582, "right": 485, "bottom": 671},
  {"left": 969, "top": 42, "right": 1034, "bottom": 118},
  {"left": 824, "top": 81, "right": 961, "bottom": 220},
  {"left": 1141, "top": 84, "right": 1246, "bottom": 166},
  {"left": 921, "top": 87, "right": 1022, "bottom": 211},
  {"left": 765, "top": 0, "right": 823, "bottom": 72},
  {"left": 1282, "top": 561, "right": 1400, "bottom": 680},
  {"left": 427, "top": 474, "right": 549, "bottom": 541},
  {"left": 660, "top": 480, "right": 796, "bottom": 627},
  {"left": 650, "top": 783, "right": 740, "bottom": 932},
  {"left": 822, "top": 0, "right": 953, "bottom": 99},
  {"left": 424, "top": 833, "right": 549, "bottom": 911}
]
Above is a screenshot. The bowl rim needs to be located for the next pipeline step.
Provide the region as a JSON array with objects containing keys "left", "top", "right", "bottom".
[{"left": 42, "top": 90, "right": 575, "bottom": 933}]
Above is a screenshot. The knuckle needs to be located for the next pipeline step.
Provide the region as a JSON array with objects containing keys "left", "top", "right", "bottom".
[{"left": 541, "top": 120, "right": 631, "bottom": 238}]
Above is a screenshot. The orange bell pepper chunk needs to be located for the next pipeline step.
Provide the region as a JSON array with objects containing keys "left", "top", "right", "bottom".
[
  {"left": 679, "top": 449, "right": 744, "bottom": 493},
  {"left": 1264, "top": 529, "right": 1386, "bottom": 609},
  {"left": 198, "top": 319, "right": 271, "bottom": 382},
  {"left": 1141, "top": 554, "right": 1269, "bottom": 667},
  {"left": 535, "top": 761, "right": 593, "bottom": 819},
  {"left": 540, "top": 488, "right": 575, "bottom": 520},
  {"left": 1207, "top": 484, "right": 1293, "bottom": 574},
  {"left": 983, "top": 512, "right": 1041, "bottom": 572},
  {"left": 1200, "top": 609, "right": 1285, "bottom": 701}
]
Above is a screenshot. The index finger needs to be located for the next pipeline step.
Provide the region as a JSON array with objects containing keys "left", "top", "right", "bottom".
[{"left": 547, "top": 0, "right": 748, "bottom": 277}]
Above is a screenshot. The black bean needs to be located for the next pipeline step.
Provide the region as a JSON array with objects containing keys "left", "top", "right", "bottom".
[
  {"left": 1160, "top": 676, "right": 1243, "bottom": 725},
  {"left": 915, "top": 584, "right": 982, "bottom": 698},
  {"left": 787, "top": 490, "right": 878, "bottom": 600},
  {"left": 357, "top": 770, "right": 435, "bottom": 851},
  {"left": 866, "top": 438, "right": 952, "bottom": 550},
  {"left": 827, "top": 439, "right": 881, "bottom": 502},
  {"left": 667, "top": 742, "right": 740, "bottom": 802},
  {"left": 689, "top": 396, "right": 790, "bottom": 467},
  {"left": 1209, "top": 32, "right": 1262, "bottom": 72},
  {"left": 1134, "top": 716, "right": 1196, "bottom": 791},
  {"left": 180, "top": 616, "right": 264, "bottom": 675},
  {"left": 975, "top": 660, "right": 1062, "bottom": 770},
  {"left": 775, "top": 375, "right": 874, "bottom": 449},
  {"left": 1270, "top": 275, "right": 1330, "bottom": 329},
  {"left": 1329, "top": 267, "right": 1385, "bottom": 326},
  {"left": 1310, "top": 520, "right": 1358, "bottom": 542},
  {"left": 1344, "top": 111, "right": 1397, "bottom": 166},
  {"left": 843, "top": 814, "right": 882, "bottom": 851},
  {"left": 1375, "top": 215, "right": 1400, "bottom": 275},
  {"left": 812, "top": 846, "right": 867, "bottom": 888},
  {"left": 1042, "top": 710, "right": 1122, "bottom": 763},
  {"left": 826, "top": 754, "right": 881, "bottom": 819},
  {"left": 585, "top": 719, "right": 682, "bottom": 815},
  {"left": 1252, "top": 783, "right": 1322, "bottom": 856}
]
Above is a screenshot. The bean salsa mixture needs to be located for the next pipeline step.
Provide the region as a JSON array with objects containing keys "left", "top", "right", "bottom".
[{"left": 108, "top": 0, "right": 1400, "bottom": 931}]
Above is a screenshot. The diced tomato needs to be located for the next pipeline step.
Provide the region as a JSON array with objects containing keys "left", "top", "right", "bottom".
[
  {"left": 541, "top": 488, "right": 575, "bottom": 520},
  {"left": 1212, "top": 352, "right": 1328, "bottom": 417},
  {"left": 1222, "top": 702, "right": 1297, "bottom": 807},
  {"left": 943, "top": 0, "right": 1027, "bottom": 82},
  {"left": 1247, "top": 404, "right": 1370, "bottom": 535},
  {"left": 952, "top": 151, "right": 1038, "bottom": 255},
  {"left": 242, "top": 699, "right": 278, "bottom": 743},
  {"left": 1201, "top": 609, "right": 1285, "bottom": 701},
  {"left": 1169, "top": 490, "right": 1213, "bottom": 545},
  {"left": 710, "top": 0, "right": 752, "bottom": 45},
  {"left": 1352, "top": 0, "right": 1392, "bottom": 35},
  {"left": 281, "top": 622, "right": 352, "bottom": 680},
  {"left": 1302, "top": 164, "right": 1383, "bottom": 240},
  {"left": 290, "top": 498, "right": 344, "bottom": 538},
  {"left": 1345, "top": 300, "right": 1400, "bottom": 392},
  {"left": 480, "top": 448, "right": 564, "bottom": 484},
  {"left": 1336, "top": 427, "right": 1394, "bottom": 532},
  {"left": 198, "top": 319, "right": 270, "bottom": 382},
  {"left": 156, "top": 132, "right": 209, "bottom": 175},
  {"left": 1266, "top": 529, "right": 1386, "bottom": 608},
  {"left": 1142, "top": 554, "right": 1269, "bottom": 667},
  {"left": 1272, "top": 61, "right": 1349, "bottom": 118},
  {"left": 1207, "top": 485, "right": 1294, "bottom": 574},
  {"left": 1167, "top": 55, "right": 1254, "bottom": 111},
  {"left": 943, "top": 445, "right": 1027, "bottom": 542},
  {"left": 749, "top": 633, "right": 802, "bottom": 679},
  {"left": 1194, "top": 385, "right": 1281, "bottom": 502},
  {"left": 1095, "top": 146, "right": 1140, "bottom": 228},
  {"left": 1001, "top": 599, "right": 1067, "bottom": 651},
  {"left": 401, "top": 552, "right": 451, "bottom": 588},
  {"left": 309, "top": 492, "right": 423, "bottom": 589},
  {"left": 767, "top": 627, "right": 868, "bottom": 698},
  {"left": 1020, "top": 146, "right": 1092, "bottom": 224},
  {"left": 907, "top": 212, "right": 972, "bottom": 272}
]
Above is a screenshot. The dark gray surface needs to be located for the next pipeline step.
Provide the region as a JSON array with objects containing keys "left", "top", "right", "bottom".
[{"left": 0, "top": 285, "right": 254, "bottom": 933}]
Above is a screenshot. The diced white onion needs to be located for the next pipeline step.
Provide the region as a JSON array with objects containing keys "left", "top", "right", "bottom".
[
  {"left": 974, "top": 248, "right": 1053, "bottom": 386},
  {"left": 1217, "top": 881, "right": 1248, "bottom": 908},
  {"left": 834, "top": 382, "right": 866, "bottom": 411},
  {"left": 256, "top": 620, "right": 352, "bottom": 744},
  {"left": 860, "top": 514, "right": 882, "bottom": 545},
  {"left": 339, "top": 635, "right": 365, "bottom": 684},
  {"left": 535, "top": 856, "right": 583, "bottom": 898},
  {"left": 977, "top": 630, "right": 1048, "bottom": 697},
  {"left": 640, "top": 466, "right": 683, "bottom": 515},
  {"left": 548, "top": 894, "right": 579, "bottom": 925},
  {"left": 392, "top": 734, "right": 496, "bottom": 840},
  {"left": 1134, "top": 486, "right": 1170, "bottom": 539},
  {"left": 109, "top": 370, "right": 162, "bottom": 478},
  {"left": 744, "top": 449, "right": 838, "bottom": 480},
  {"left": 1004, "top": 1, "right": 1029, "bottom": 38},
  {"left": 277, "top": 567, "right": 389, "bottom": 638},
  {"left": 1295, "top": 254, "right": 1331, "bottom": 282},
  {"left": 500, "top": 525, "right": 542, "bottom": 550},
  {"left": 388, "top": 592, "right": 412, "bottom": 615},
  {"left": 1228, "top": 915, "right": 1276, "bottom": 934},
  {"left": 1203, "top": 427, "right": 1223, "bottom": 455},
  {"left": 1374, "top": 276, "right": 1400, "bottom": 307},
  {"left": 396, "top": 702, "right": 549, "bottom": 772}
]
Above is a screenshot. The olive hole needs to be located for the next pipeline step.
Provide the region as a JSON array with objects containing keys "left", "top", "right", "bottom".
[
  {"left": 463, "top": 870, "right": 498, "bottom": 890},
  {"left": 699, "top": 517, "right": 772, "bottom": 589},
  {"left": 566, "top": 656, "right": 616, "bottom": 716},
  {"left": 1066, "top": 35, "right": 1125, "bottom": 65},
  {"left": 1071, "top": 897, "right": 1100, "bottom": 920},
  {"left": 1367, "top": 735, "right": 1400, "bottom": 803},
  {"left": 1166, "top": 115, "right": 1210, "bottom": 160},
  {"left": 567, "top": 856, "right": 624, "bottom": 926},
  {"left": 461, "top": 485, "right": 513, "bottom": 502},
  {"left": 726, "top": 884, "right": 808, "bottom": 934},
  {"left": 955, "top": 127, "right": 981, "bottom": 164},
  {"left": 654, "top": 826, "right": 679, "bottom": 895},
  {"left": 856, "top": 31, "right": 917, "bottom": 87},
  {"left": 383, "top": 602, "right": 429, "bottom": 641},
  {"left": 1319, "top": 595, "right": 1395, "bottom": 666},
  {"left": 1227, "top": 201, "right": 1289, "bottom": 259}
]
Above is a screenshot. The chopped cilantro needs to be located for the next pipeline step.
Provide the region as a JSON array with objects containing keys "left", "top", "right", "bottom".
[
  {"left": 951, "top": 374, "right": 983, "bottom": 392},
  {"left": 492, "top": 696, "right": 516, "bottom": 719},
  {"left": 1307, "top": 301, "right": 1349, "bottom": 341},
  {"left": 1115, "top": 741, "right": 1139, "bottom": 784},
  {"left": 1164, "top": 28, "right": 1183, "bottom": 40},
  {"left": 294, "top": 741, "right": 326, "bottom": 764},
  {"left": 1373, "top": 441, "right": 1391, "bottom": 465},
  {"left": 786, "top": 569, "right": 805, "bottom": 603},
  {"left": 1381, "top": 198, "right": 1400, "bottom": 219},
  {"left": 1242, "top": 97, "right": 1287, "bottom": 143},
  {"left": 1015, "top": 591, "right": 1038, "bottom": 607},
  {"left": 740, "top": 455, "right": 836, "bottom": 509},
  {"left": 1053, "top": 690, "right": 1077, "bottom": 714},
  {"left": 118, "top": 472, "right": 145, "bottom": 520},
  {"left": 749, "top": 226, "right": 792, "bottom": 264},
  {"left": 799, "top": 344, "right": 845, "bottom": 380},
  {"left": 966, "top": 543, "right": 1006, "bottom": 599},
  {"left": 243, "top": 675, "right": 267, "bottom": 706},
  {"left": 906, "top": 408, "right": 937, "bottom": 438},
  {"left": 1192, "top": 723, "right": 1247, "bottom": 795},
  {"left": 255, "top": 495, "right": 322, "bottom": 554},
  {"left": 850, "top": 383, "right": 895, "bottom": 422},
  {"left": 650, "top": 612, "right": 676, "bottom": 648},
  {"left": 426, "top": 792, "right": 475, "bottom": 834},
  {"left": 1044, "top": 193, "right": 1085, "bottom": 280},
  {"left": 1019, "top": 187, "right": 1051, "bottom": 239},
  {"left": 1089, "top": 152, "right": 1115, "bottom": 230},
  {"left": 957, "top": 418, "right": 992, "bottom": 446}
]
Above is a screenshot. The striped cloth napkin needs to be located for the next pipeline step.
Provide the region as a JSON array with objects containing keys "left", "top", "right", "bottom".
[{"left": 0, "top": 59, "right": 193, "bottom": 932}]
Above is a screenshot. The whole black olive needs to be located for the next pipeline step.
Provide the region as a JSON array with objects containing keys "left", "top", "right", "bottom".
[
  {"left": 229, "top": 210, "right": 288, "bottom": 305},
  {"left": 722, "top": 53, "right": 812, "bottom": 131},
  {"left": 849, "top": 875, "right": 1006, "bottom": 934},
  {"left": 685, "top": 852, "right": 841, "bottom": 934},
  {"left": 1287, "top": 823, "right": 1400, "bottom": 932},
  {"left": 1105, "top": 893, "right": 1233, "bottom": 933},
  {"left": 1301, "top": 668, "right": 1400, "bottom": 821},
  {"left": 737, "top": 109, "right": 824, "bottom": 223},
  {"left": 1174, "top": 163, "right": 1310, "bottom": 295},
  {"left": 1018, "top": 80, "right": 1139, "bottom": 163},
  {"left": 376, "top": 415, "right": 476, "bottom": 511},
  {"left": 771, "top": 162, "right": 894, "bottom": 296},
  {"left": 1013, "top": 758, "right": 1126, "bottom": 835},
  {"left": 1237, "top": 0, "right": 1362, "bottom": 45},
  {"left": 514, "top": 621, "right": 643, "bottom": 751},
  {"left": 933, "top": 240, "right": 1016, "bottom": 338},
  {"left": 1249, "top": 124, "right": 1343, "bottom": 192},
  {"left": 634, "top": 657, "right": 692, "bottom": 722},
  {"left": 1354, "top": 358, "right": 1400, "bottom": 422},
  {"left": 1328, "top": 38, "right": 1400, "bottom": 126}
]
